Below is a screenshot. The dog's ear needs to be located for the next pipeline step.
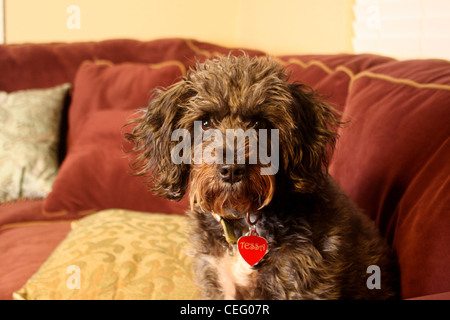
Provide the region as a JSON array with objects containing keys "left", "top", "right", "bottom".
[
  {"left": 284, "top": 83, "right": 341, "bottom": 193},
  {"left": 126, "top": 79, "right": 195, "bottom": 201}
]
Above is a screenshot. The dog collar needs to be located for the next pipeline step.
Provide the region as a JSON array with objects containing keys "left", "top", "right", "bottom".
[
  {"left": 210, "top": 211, "right": 240, "bottom": 244},
  {"left": 210, "top": 211, "right": 261, "bottom": 245}
]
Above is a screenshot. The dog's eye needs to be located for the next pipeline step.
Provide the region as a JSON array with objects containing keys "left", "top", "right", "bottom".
[
  {"left": 202, "top": 118, "right": 213, "bottom": 130},
  {"left": 253, "top": 119, "right": 267, "bottom": 130}
]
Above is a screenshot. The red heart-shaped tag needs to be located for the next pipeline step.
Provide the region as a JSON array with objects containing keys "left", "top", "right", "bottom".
[{"left": 238, "top": 235, "right": 268, "bottom": 266}]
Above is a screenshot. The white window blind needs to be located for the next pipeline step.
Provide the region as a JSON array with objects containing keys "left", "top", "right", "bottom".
[{"left": 353, "top": 0, "right": 450, "bottom": 60}]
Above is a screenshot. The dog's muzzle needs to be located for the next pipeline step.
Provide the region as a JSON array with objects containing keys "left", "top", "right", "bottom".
[{"left": 218, "top": 164, "right": 246, "bottom": 184}]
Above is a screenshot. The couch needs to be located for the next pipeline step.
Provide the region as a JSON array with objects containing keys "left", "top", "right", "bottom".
[{"left": 0, "top": 38, "right": 448, "bottom": 300}]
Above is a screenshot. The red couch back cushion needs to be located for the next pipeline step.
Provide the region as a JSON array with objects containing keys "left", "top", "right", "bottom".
[
  {"left": 2, "top": 39, "right": 264, "bottom": 217},
  {"left": 329, "top": 59, "right": 450, "bottom": 298},
  {"left": 43, "top": 61, "right": 190, "bottom": 215},
  {"left": 277, "top": 54, "right": 393, "bottom": 112},
  {"left": 66, "top": 60, "right": 185, "bottom": 146},
  {"left": 0, "top": 38, "right": 264, "bottom": 92}
]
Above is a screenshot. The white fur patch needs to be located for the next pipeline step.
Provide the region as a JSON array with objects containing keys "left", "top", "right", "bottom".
[{"left": 212, "top": 247, "right": 256, "bottom": 299}]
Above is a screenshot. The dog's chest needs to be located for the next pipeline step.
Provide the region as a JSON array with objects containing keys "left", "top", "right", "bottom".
[{"left": 212, "top": 247, "right": 258, "bottom": 299}]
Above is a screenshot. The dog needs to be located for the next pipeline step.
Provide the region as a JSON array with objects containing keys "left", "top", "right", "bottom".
[{"left": 126, "top": 54, "right": 398, "bottom": 299}]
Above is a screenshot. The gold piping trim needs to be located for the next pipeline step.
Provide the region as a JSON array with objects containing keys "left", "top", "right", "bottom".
[
  {"left": 41, "top": 208, "right": 96, "bottom": 217},
  {"left": 88, "top": 59, "right": 114, "bottom": 66},
  {"left": 349, "top": 70, "right": 450, "bottom": 92},
  {"left": 335, "top": 65, "right": 357, "bottom": 80},
  {"left": 275, "top": 57, "right": 356, "bottom": 80},
  {"left": 277, "top": 57, "right": 450, "bottom": 93},
  {"left": 81, "top": 59, "right": 186, "bottom": 76},
  {"left": 0, "top": 219, "right": 74, "bottom": 231},
  {"left": 149, "top": 60, "right": 187, "bottom": 76},
  {"left": 185, "top": 39, "right": 224, "bottom": 58},
  {"left": 184, "top": 41, "right": 357, "bottom": 82}
]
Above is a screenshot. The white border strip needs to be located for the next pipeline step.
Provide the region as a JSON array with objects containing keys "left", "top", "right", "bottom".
[{"left": 0, "top": 0, "right": 4, "bottom": 44}]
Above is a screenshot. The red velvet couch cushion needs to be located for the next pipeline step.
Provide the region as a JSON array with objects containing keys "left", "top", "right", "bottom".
[
  {"left": 329, "top": 59, "right": 450, "bottom": 299},
  {"left": 0, "top": 38, "right": 264, "bottom": 218},
  {"left": 0, "top": 200, "right": 45, "bottom": 226},
  {"left": 0, "top": 38, "right": 264, "bottom": 93},
  {"left": 43, "top": 61, "right": 189, "bottom": 215},
  {"left": 394, "top": 138, "right": 449, "bottom": 298},
  {"left": 278, "top": 54, "right": 393, "bottom": 112},
  {"left": 0, "top": 221, "right": 71, "bottom": 300},
  {"left": 66, "top": 60, "right": 185, "bottom": 146}
]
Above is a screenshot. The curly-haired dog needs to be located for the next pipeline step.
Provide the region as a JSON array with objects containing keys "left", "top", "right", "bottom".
[{"left": 127, "top": 54, "right": 398, "bottom": 299}]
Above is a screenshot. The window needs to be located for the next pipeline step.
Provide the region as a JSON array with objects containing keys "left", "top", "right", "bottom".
[{"left": 353, "top": 0, "right": 450, "bottom": 60}]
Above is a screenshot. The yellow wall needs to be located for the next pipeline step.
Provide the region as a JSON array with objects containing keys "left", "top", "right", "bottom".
[
  {"left": 5, "top": 0, "right": 354, "bottom": 55},
  {"left": 237, "top": 0, "right": 354, "bottom": 54},
  {"left": 0, "top": 0, "right": 4, "bottom": 44}
]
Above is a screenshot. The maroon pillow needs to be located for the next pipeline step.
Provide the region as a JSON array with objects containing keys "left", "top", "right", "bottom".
[
  {"left": 43, "top": 61, "right": 189, "bottom": 215},
  {"left": 329, "top": 59, "right": 450, "bottom": 298},
  {"left": 67, "top": 60, "right": 185, "bottom": 146},
  {"left": 44, "top": 109, "right": 188, "bottom": 215}
]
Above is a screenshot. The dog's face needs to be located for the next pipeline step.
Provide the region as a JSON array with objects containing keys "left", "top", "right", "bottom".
[{"left": 127, "top": 55, "right": 340, "bottom": 217}]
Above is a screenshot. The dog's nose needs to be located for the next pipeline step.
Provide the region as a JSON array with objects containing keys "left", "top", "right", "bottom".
[{"left": 218, "top": 164, "right": 246, "bottom": 183}]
